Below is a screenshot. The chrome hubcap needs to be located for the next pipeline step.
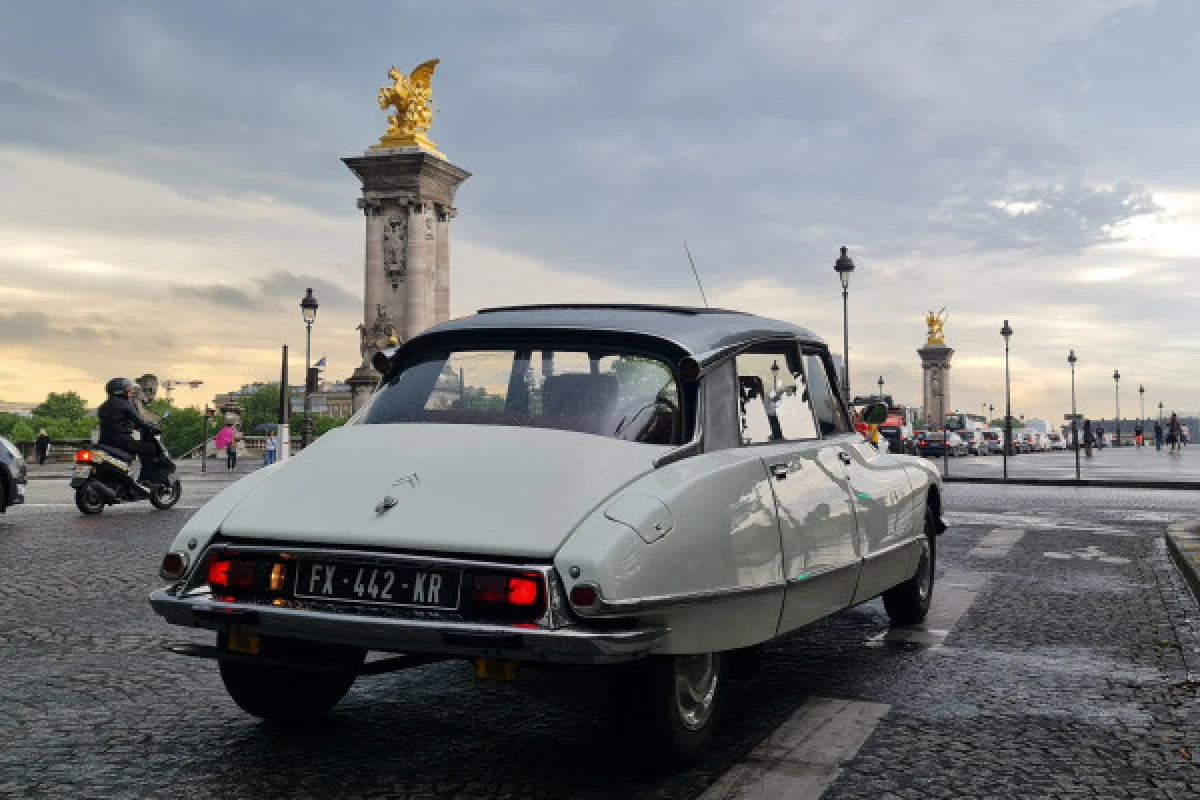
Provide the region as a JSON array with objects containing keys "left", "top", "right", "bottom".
[
  {"left": 917, "top": 538, "right": 932, "bottom": 601},
  {"left": 674, "top": 653, "right": 719, "bottom": 731}
]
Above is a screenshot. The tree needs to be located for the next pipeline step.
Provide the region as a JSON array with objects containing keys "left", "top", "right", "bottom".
[
  {"left": 159, "top": 407, "right": 208, "bottom": 456},
  {"left": 10, "top": 419, "right": 35, "bottom": 444},
  {"left": 314, "top": 416, "right": 347, "bottom": 436},
  {"left": 239, "top": 385, "right": 282, "bottom": 433},
  {"left": 0, "top": 412, "right": 19, "bottom": 438},
  {"left": 32, "top": 391, "right": 88, "bottom": 422}
]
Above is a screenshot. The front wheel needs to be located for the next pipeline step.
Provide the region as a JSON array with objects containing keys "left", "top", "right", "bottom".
[
  {"left": 614, "top": 652, "right": 726, "bottom": 768},
  {"left": 883, "top": 506, "right": 937, "bottom": 626},
  {"left": 75, "top": 483, "right": 105, "bottom": 515},
  {"left": 217, "top": 635, "right": 363, "bottom": 722},
  {"left": 149, "top": 480, "right": 182, "bottom": 510}
]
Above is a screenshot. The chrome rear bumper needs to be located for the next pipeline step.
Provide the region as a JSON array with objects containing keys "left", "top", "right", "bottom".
[{"left": 149, "top": 589, "right": 666, "bottom": 665}]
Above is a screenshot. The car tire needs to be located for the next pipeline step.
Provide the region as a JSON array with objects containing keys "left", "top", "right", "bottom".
[
  {"left": 614, "top": 651, "right": 726, "bottom": 768},
  {"left": 217, "top": 634, "right": 363, "bottom": 722},
  {"left": 883, "top": 505, "right": 936, "bottom": 627},
  {"left": 75, "top": 483, "right": 105, "bottom": 515},
  {"left": 149, "top": 480, "right": 182, "bottom": 510}
]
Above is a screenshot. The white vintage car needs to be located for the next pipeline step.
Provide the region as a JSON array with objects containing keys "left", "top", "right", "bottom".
[{"left": 151, "top": 304, "right": 944, "bottom": 764}]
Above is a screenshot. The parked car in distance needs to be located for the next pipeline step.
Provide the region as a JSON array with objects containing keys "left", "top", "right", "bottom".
[
  {"left": 149, "top": 304, "right": 946, "bottom": 766},
  {"left": 0, "top": 434, "right": 27, "bottom": 511},
  {"left": 1047, "top": 433, "right": 1066, "bottom": 450},
  {"left": 915, "top": 430, "right": 967, "bottom": 458},
  {"left": 981, "top": 430, "right": 1004, "bottom": 454},
  {"left": 957, "top": 430, "right": 989, "bottom": 456}
]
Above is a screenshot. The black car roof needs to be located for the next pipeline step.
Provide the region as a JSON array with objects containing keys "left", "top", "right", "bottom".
[{"left": 413, "top": 304, "right": 825, "bottom": 362}]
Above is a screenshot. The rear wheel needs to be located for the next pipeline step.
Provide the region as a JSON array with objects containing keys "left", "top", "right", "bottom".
[
  {"left": 149, "top": 480, "right": 182, "bottom": 510},
  {"left": 75, "top": 483, "right": 105, "bottom": 515},
  {"left": 217, "top": 634, "right": 363, "bottom": 722},
  {"left": 883, "top": 506, "right": 937, "bottom": 626},
  {"left": 614, "top": 652, "right": 726, "bottom": 768}
]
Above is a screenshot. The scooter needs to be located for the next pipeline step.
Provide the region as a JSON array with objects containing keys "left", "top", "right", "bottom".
[{"left": 71, "top": 430, "right": 181, "bottom": 515}]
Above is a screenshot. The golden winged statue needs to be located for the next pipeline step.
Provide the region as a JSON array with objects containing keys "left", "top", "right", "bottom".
[
  {"left": 372, "top": 59, "right": 444, "bottom": 157},
  {"left": 925, "top": 308, "right": 947, "bottom": 346}
]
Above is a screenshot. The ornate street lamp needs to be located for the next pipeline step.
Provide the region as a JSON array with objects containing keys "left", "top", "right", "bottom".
[
  {"left": 1068, "top": 350, "right": 1079, "bottom": 480},
  {"left": 1001, "top": 320, "right": 1013, "bottom": 479},
  {"left": 1159, "top": 401, "right": 1164, "bottom": 424},
  {"left": 877, "top": 375, "right": 885, "bottom": 399},
  {"left": 833, "top": 246, "right": 855, "bottom": 399},
  {"left": 1139, "top": 384, "right": 1145, "bottom": 430},
  {"left": 1113, "top": 370, "right": 1121, "bottom": 446},
  {"left": 989, "top": 403, "right": 994, "bottom": 423},
  {"left": 300, "top": 288, "right": 319, "bottom": 448}
]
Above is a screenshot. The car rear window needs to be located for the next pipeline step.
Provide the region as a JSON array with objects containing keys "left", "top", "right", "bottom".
[{"left": 358, "top": 347, "right": 682, "bottom": 445}]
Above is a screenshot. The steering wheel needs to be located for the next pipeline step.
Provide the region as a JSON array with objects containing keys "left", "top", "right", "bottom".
[{"left": 613, "top": 395, "right": 680, "bottom": 443}]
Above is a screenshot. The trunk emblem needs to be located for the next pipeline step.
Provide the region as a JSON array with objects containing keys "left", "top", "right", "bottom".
[{"left": 375, "top": 495, "right": 398, "bottom": 514}]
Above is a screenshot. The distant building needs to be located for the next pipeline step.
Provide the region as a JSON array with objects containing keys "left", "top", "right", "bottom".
[
  {"left": 214, "top": 380, "right": 353, "bottom": 420},
  {"left": 0, "top": 401, "right": 37, "bottom": 417}
]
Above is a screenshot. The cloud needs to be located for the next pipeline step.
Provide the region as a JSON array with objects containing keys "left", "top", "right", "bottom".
[{"left": 173, "top": 271, "right": 359, "bottom": 313}]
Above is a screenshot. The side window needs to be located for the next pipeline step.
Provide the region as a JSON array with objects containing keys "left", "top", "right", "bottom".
[
  {"left": 802, "top": 353, "right": 852, "bottom": 435},
  {"left": 734, "top": 350, "right": 818, "bottom": 444}
]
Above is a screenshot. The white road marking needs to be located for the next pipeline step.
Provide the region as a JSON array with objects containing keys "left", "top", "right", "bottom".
[
  {"left": 969, "top": 528, "right": 1025, "bottom": 558},
  {"left": 867, "top": 571, "right": 988, "bottom": 650},
  {"left": 1042, "top": 545, "right": 1131, "bottom": 564},
  {"left": 698, "top": 697, "right": 889, "bottom": 800}
]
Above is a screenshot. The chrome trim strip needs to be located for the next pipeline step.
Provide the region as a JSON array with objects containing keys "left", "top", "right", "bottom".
[
  {"left": 862, "top": 537, "right": 921, "bottom": 563},
  {"left": 784, "top": 561, "right": 857, "bottom": 587},
  {"left": 573, "top": 580, "right": 785, "bottom": 617},
  {"left": 149, "top": 589, "right": 665, "bottom": 665},
  {"left": 178, "top": 543, "right": 571, "bottom": 630}
]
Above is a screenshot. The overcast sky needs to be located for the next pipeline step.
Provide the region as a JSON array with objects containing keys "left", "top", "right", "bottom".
[{"left": 0, "top": 0, "right": 1196, "bottom": 422}]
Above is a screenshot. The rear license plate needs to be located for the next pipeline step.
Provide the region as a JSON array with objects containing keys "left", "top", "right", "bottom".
[{"left": 294, "top": 561, "right": 461, "bottom": 610}]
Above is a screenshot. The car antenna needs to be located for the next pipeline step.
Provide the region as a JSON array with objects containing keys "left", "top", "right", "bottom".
[{"left": 683, "top": 242, "right": 710, "bottom": 308}]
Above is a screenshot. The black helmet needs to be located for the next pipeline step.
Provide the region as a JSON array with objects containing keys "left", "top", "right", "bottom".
[{"left": 106, "top": 377, "right": 134, "bottom": 398}]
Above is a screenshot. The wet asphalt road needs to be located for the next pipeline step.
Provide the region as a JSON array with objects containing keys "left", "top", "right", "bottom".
[{"left": 1, "top": 480, "right": 1199, "bottom": 798}]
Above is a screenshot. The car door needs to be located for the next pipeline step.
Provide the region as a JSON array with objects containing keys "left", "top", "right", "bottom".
[{"left": 732, "top": 346, "right": 861, "bottom": 634}]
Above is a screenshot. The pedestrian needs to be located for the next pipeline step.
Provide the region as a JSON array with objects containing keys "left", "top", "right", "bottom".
[
  {"left": 264, "top": 433, "right": 277, "bottom": 466},
  {"left": 34, "top": 428, "right": 50, "bottom": 466},
  {"left": 1096, "top": 425, "right": 1105, "bottom": 449},
  {"left": 1169, "top": 412, "right": 1182, "bottom": 455},
  {"left": 1155, "top": 419, "right": 1164, "bottom": 451},
  {"left": 215, "top": 424, "right": 239, "bottom": 471},
  {"left": 1083, "top": 419, "right": 1094, "bottom": 458},
  {"left": 1134, "top": 422, "right": 1144, "bottom": 448}
]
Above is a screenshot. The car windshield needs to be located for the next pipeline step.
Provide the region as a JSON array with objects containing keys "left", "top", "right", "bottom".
[{"left": 358, "top": 346, "right": 683, "bottom": 445}]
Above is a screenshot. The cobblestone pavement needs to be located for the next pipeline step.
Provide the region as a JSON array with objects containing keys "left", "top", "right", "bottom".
[{"left": 1, "top": 482, "right": 1198, "bottom": 798}]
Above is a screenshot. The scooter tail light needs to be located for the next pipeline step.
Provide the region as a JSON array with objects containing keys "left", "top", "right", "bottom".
[{"left": 75, "top": 449, "right": 93, "bottom": 463}]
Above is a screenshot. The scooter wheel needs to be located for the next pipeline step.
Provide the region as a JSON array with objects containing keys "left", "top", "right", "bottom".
[
  {"left": 75, "top": 483, "right": 106, "bottom": 515},
  {"left": 149, "top": 480, "right": 182, "bottom": 510}
]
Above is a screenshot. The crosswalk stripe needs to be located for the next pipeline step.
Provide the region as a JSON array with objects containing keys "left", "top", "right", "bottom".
[
  {"left": 968, "top": 527, "right": 1025, "bottom": 558},
  {"left": 698, "top": 697, "right": 889, "bottom": 799}
]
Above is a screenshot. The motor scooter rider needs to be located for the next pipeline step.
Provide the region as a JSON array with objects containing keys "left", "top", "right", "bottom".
[{"left": 97, "top": 377, "right": 162, "bottom": 487}]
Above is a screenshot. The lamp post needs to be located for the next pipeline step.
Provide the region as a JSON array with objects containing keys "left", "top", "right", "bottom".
[
  {"left": 1139, "top": 384, "right": 1145, "bottom": 434},
  {"left": 1001, "top": 320, "right": 1013, "bottom": 479},
  {"left": 877, "top": 375, "right": 885, "bottom": 400},
  {"left": 989, "top": 403, "right": 994, "bottom": 423},
  {"left": 300, "top": 288, "right": 319, "bottom": 448},
  {"left": 1068, "top": 350, "right": 1079, "bottom": 480},
  {"left": 1112, "top": 370, "right": 1121, "bottom": 446},
  {"left": 833, "top": 246, "right": 855, "bottom": 399}
]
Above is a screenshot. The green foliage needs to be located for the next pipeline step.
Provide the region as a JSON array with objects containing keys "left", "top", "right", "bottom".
[
  {"left": 32, "top": 391, "right": 88, "bottom": 422},
  {"left": 0, "top": 412, "right": 20, "bottom": 438},
  {"left": 160, "top": 407, "right": 208, "bottom": 456},
  {"left": 240, "top": 385, "right": 282, "bottom": 432},
  {"left": 10, "top": 419, "right": 35, "bottom": 444},
  {"left": 314, "top": 416, "right": 347, "bottom": 436}
]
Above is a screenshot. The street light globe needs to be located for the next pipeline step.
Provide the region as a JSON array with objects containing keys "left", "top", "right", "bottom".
[
  {"left": 833, "top": 246, "right": 855, "bottom": 290},
  {"left": 1113, "top": 369, "right": 1120, "bottom": 383},
  {"left": 1067, "top": 349, "right": 1077, "bottom": 366},
  {"left": 1001, "top": 320, "right": 1013, "bottom": 341},
  {"left": 300, "top": 287, "right": 319, "bottom": 325}
]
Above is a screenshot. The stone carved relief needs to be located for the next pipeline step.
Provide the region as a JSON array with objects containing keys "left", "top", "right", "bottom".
[
  {"left": 424, "top": 214, "right": 435, "bottom": 240},
  {"left": 357, "top": 304, "right": 400, "bottom": 364},
  {"left": 382, "top": 213, "right": 408, "bottom": 287}
]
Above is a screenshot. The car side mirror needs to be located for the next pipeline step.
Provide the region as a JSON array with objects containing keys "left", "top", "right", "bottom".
[{"left": 864, "top": 403, "right": 888, "bottom": 425}]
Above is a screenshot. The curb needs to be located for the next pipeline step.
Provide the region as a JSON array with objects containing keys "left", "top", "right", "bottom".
[
  {"left": 943, "top": 476, "right": 1200, "bottom": 490},
  {"left": 1166, "top": 524, "right": 1200, "bottom": 605}
]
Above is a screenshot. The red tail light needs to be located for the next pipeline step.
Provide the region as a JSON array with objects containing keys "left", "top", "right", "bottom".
[
  {"left": 570, "top": 585, "right": 598, "bottom": 607},
  {"left": 207, "top": 559, "right": 232, "bottom": 587},
  {"left": 75, "top": 449, "right": 93, "bottom": 463},
  {"left": 470, "top": 572, "right": 546, "bottom": 620},
  {"left": 205, "top": 558, "right": 257, "bottom": 590}
]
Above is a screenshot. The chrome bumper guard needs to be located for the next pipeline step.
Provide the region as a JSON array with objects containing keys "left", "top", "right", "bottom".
[{"left": 149, "top": 589, "right": 666, "bottom": 665}]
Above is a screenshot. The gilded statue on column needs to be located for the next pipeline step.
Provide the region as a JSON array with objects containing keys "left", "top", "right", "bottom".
[
  {"left": 925, "top": 308, "right": 947, "bottom": 346},
  {"left": 373, "top": 59, "right": 445, "bottom": 158}
]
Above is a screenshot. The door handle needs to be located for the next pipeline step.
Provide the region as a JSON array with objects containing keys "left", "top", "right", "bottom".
[
  {"left": 838, "top": 451, "right": 853, "bottom": 466},
  {"left": 770, "top": 463, "right": 790, "bottom": 480}
]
